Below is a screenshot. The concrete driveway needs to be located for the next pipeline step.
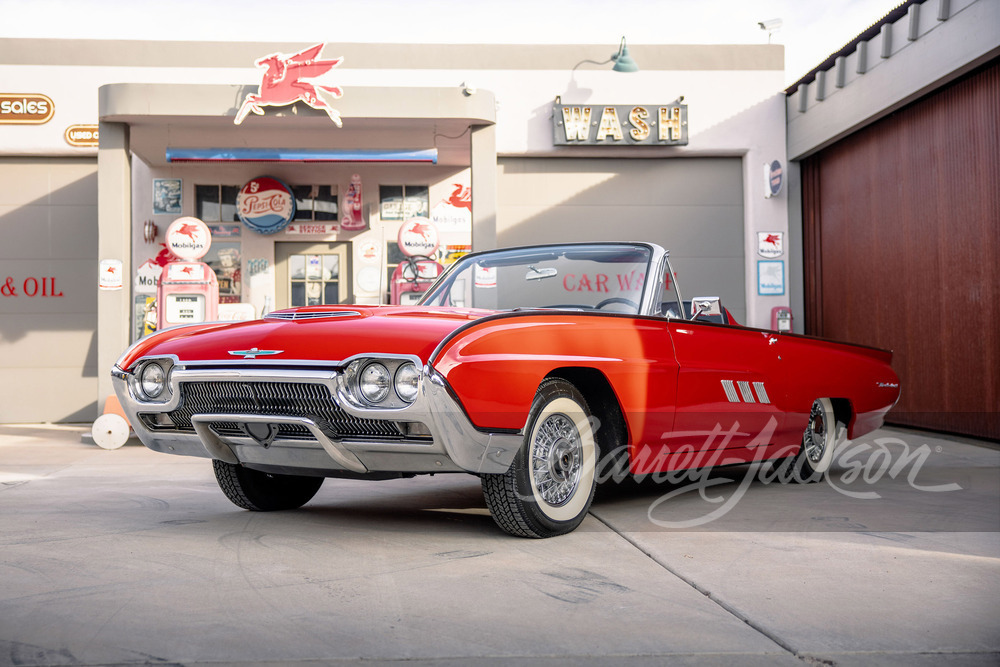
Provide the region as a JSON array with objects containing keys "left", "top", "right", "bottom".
[{"left": 1, "top": 424, "right": 997, "bottom": 666}]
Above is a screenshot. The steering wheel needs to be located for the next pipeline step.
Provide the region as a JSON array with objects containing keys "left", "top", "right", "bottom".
[{"left": 595, "top": 296, "right": 639, "bottom": 312}]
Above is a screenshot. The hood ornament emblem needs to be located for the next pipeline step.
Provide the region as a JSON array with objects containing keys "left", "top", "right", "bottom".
[{"left": 228, "top": 347, "right": 283, "bottom": 359}]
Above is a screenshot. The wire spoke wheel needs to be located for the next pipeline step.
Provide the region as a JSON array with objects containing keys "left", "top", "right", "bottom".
[
  {"left": 804, "top": 400, "right": 829, "bottom": 463},
  {"left": 782, "top": 398, "right": 844, "bottom": 483},
  {"left": 481, "top": 379, "right": 597, "bottom": 538},
  {"left": 531, "top": 413, "right": 583, "bottom": 507}
]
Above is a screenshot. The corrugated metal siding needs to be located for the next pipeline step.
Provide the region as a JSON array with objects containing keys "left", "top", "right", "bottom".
[
  {"left": 497, "top": 157, "right": 747, "bottom": 324},
  {"left": 803, "top": 59, "right": 1000, "bottom": 440},
  {"left": 0, "top": 158, "right": 99, "bottom": 423}
]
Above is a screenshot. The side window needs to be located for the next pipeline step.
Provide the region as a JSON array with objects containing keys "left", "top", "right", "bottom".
[{"left": 658, "top": 262, "right": 682, "bottom": 319}]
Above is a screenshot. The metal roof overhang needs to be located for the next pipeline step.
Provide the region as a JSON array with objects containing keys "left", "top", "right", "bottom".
[
  {"left": 166, "top": 147, "right": 439, "bottom": 164},
  {"left": 98, "top": 83, "right": 495, "bottom": 168}
]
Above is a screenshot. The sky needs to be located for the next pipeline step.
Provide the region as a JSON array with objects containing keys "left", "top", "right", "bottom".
[{"left": 0, "top": 0, "right": 905, "bottom": 85}]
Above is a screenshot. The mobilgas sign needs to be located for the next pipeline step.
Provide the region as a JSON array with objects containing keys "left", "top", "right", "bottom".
[{"left": 553, "top": 101, "right": 688, "bottom": 146}]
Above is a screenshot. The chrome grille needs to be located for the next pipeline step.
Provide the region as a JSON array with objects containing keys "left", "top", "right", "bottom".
[
  {"left": 167, "top": 381, "right": 403, "bottom": 439},
  {"left": 209, "top": 421, "right": 316, "bottom": 441}
]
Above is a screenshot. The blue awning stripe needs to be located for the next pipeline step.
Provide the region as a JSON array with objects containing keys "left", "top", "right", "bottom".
[{"left": 166, "top": 148, "right": 438, "bottom": 164}]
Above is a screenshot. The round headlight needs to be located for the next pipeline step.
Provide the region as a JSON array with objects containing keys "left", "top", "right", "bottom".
[
  {"left": 359, "top": 362, "right": 391, "bottom": 404},
  {"left": 140, "top": 362, "right": 167, "bottom": 400},
  {"left": 394, "top": 363, "right": 420, "bottom": 403}
]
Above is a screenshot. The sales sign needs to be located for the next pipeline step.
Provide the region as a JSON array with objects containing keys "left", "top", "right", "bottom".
[
  {"left": 553, "top": 101, "right": 688, "bottom": 146},
  {"left": 0, "top": 93, "right": 55, "bottom": 124}
]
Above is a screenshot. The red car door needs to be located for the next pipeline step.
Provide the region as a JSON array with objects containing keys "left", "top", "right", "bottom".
[{"left": 664, "top": 320, "right": 783, "bottom": 468}]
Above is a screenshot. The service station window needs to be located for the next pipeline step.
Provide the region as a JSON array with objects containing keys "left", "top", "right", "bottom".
[
  {"left": 292, "top": 185, "right": 338, "bottom": 221},
  {"left": 195, "top": 185, "right": 243, "bottom": 304},
  {"left": 379, "top": 185, "right": 429, "bottom": 221},
  {"left": 195, "top": 184, "right": 240, "bottom": 222},
  {"left": 380, "top": 185, "right": 430, "bottom": 298}
]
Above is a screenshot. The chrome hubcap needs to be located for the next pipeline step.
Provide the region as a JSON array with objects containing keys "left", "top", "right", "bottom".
[
  {"left": 532, "top": 413, "right": 582, "bottom": 506},
  {"left": 805, "top": 402, "right": 828, "bottom": 462}
]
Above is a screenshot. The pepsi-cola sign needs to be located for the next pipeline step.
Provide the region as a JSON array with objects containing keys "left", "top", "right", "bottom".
[{"left": 237, "top": 177, "right": 296, "bottom": 234}]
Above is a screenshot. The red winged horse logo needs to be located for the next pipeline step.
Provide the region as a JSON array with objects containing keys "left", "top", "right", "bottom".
[{"left": 235, "top": 43, "right": 344, "bottom": 126}]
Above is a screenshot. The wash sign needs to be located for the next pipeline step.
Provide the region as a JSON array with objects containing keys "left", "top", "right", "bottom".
[{"left": 553, "top": 101, "right": 688, "bottom": 146}]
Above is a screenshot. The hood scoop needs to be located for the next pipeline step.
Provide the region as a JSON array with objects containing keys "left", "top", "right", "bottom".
[{"left": 265, "top": 310, "right": 362, "bottom": 321}]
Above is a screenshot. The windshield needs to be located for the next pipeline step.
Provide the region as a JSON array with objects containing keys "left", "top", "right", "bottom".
[{"left": 419, "top": 244, "right": 652, "bottom": 314}]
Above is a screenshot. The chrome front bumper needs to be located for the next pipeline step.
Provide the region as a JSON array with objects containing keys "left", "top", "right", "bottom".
[{"left": 111, "top": 362, "right": 523, "bottom": 476}]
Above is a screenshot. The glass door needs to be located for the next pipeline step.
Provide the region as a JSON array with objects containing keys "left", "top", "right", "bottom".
[{"left": 274, "top": 242, "right": 351, "bottom": 309}]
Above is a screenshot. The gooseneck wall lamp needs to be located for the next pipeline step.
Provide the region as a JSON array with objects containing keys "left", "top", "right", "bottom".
[
  {"left": 611, "top": 37, "right": 639, "bottom": 72},
  {"left": 572, "top": 36, "right": 640, "bottom": 73}
]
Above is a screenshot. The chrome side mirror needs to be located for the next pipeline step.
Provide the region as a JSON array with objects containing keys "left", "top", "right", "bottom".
[{"left": 690, "top": 296, "right": 722, "bottom": 320}]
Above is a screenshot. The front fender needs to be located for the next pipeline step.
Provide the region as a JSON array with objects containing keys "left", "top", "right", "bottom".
[{"left": 430, "top": 312, "right": 678, "bottom": 442}]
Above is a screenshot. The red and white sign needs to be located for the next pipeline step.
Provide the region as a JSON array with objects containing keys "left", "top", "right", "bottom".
[
  {"left": 234, "top": 43, "right": 344, "bottom": 126},
  {"left": 341, "top": 174, "right": 364, "bottom": 230},
  {"left": 165, "top": 217, "right": 211, "bottom": 260},
  {"left": 431, "top": 183, "right": 472, "bottom": 231},
  {"left": 167, "top": 263, "right": 207, "bottom": 281},
  {"left": 286, "top": 223, "right": 336, "bottom": 235},
  {"left": 757, "top": 232, "right": 784, "bottom": 258},
  {"left": 99, "top": 259, "right": 123, "bottom": 290},
  {"left": 359, "top": 240, "right": 380, "bottom": 263},
  {"left": 397, "top": 219, "right": 439, "bottom": 258},
  {"left": 475, "top": 265, "right": 497, "bottom": 289},
  {"left": 237, "top": 177, "right": 295, "bottom": 234}
]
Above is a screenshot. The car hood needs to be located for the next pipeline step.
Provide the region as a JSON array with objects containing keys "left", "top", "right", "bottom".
[{"left": 117, "top": 305, "right": 493, "bottom": 370}]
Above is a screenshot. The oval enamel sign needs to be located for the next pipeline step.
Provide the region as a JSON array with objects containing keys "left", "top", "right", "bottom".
[{"left": 237, "top": 176, "right": 296, "bottom": 234}]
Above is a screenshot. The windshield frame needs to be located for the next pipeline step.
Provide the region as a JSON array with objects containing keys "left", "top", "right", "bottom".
[{"left": 418, "top": 242, "right": 667, "bottom": 316}]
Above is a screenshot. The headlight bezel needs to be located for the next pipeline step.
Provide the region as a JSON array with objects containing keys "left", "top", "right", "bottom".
[
  {"left": 128, "top": 358, "right": 175, "bottom": 404},
  {"left": 343, "top": 356, "right": 422, "bottom": 409}
]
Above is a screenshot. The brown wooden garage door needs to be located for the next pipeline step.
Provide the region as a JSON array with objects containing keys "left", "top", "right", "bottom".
[{"left": 802, "top": 60, "right": 999, "bottom": 440}]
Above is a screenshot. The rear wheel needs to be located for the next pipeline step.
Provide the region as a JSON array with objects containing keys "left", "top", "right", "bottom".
[
  {"left": 212, "top": 460, "right": 324, "bottom": 511},
  {"left": 784, "top": 398, "right": 845, "bottom": 483},
  {"left": 482, "top": 379, "right": 597, "bottom": 538}
]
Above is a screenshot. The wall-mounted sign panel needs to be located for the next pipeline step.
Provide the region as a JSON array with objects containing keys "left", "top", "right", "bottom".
[
  {"left": 0, "top": 94, "right": 54, "bottom": 124},
  {"left": 237, "top": 177, "right": 296, "bottom": 235},
  {"left": 553, "top": 102, "right": 688, "bottom": 146},
  {"left": 64, "top": 124, "right": 99, "bottom": 147}
]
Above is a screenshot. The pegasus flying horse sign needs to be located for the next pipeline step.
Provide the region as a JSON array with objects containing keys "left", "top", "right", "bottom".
[{"left": 235, "top": 43, "right": 344, "bottom": 126}]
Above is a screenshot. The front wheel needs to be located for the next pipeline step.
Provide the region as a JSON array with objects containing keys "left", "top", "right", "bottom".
[
  {"left": 213, "top": 460, "right": 324, "bottom": 511},
  {"left": 482, "top": 379, "right": 597, "bottom": 538}
]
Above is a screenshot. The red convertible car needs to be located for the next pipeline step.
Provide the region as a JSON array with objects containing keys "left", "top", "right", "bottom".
[{"left": 112, "top": 242, "right": 900, "bottom": 537}]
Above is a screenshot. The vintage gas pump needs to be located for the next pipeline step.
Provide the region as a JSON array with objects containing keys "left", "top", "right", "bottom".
[
  {"left": 391, "top": 257, "right": 443, "bottom": 305},
  {"left": 157, "top": 262, "right": 219, "bottom": 327},
  {"left": 771, "top": 306, "right": 793, "bottom": 332},
  {"left": 391, "top": 219, "right": 443, "bottom": 305},
  {"left": 156, "top": 217, "right": 219, "bottom": 328}
]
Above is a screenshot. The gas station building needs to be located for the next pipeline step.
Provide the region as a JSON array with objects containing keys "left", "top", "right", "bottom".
[{"left": 1, "top": 0, "right": 997, "bottom": 439}]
